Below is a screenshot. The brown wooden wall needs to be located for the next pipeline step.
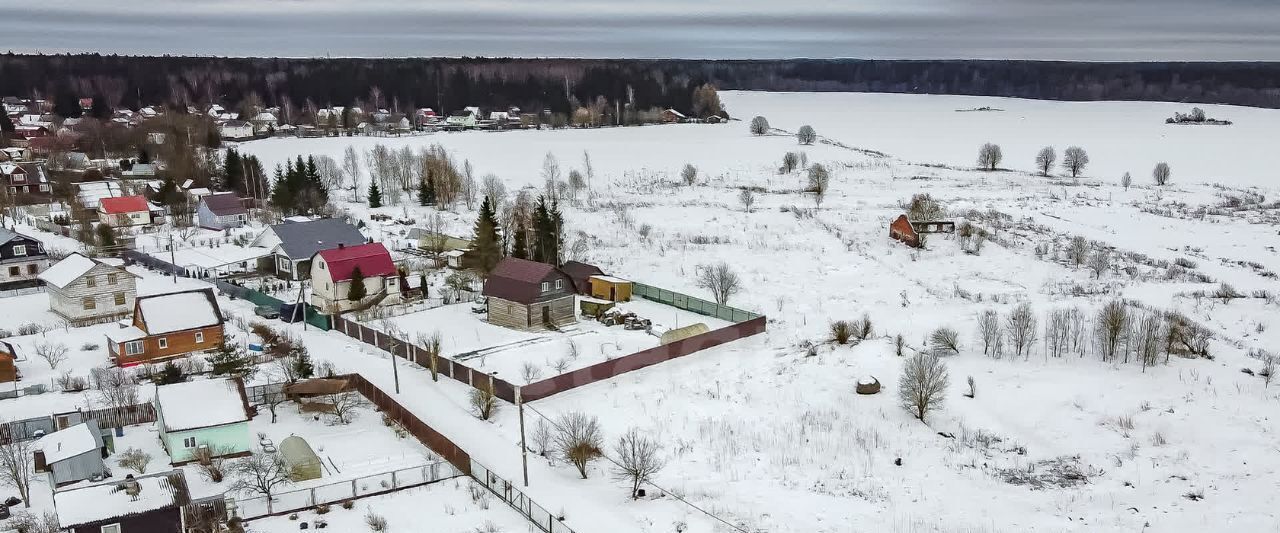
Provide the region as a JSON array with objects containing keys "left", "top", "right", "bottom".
[
  {"left": 339, "top": 373, "right": 471, "bottom": 474},
  {"left": 113, "top": 325, "right": 224, "bottom": 367},
  {"left": 519, "top": 315, "right": 767, "bottom": 402}
]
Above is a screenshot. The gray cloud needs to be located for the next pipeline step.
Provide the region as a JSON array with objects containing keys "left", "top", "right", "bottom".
[{"left": 2, "top": 0, "right": 1278, "bottom": 60}]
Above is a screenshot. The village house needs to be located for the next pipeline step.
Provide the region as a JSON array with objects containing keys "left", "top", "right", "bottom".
[
  {"left": 154, "top": 378, "right": 251, "bottom": 464},
  {"left": 0, "top": 161, "right": 50, "bottom": 196},
  {"left": 888, "top": 214, "right": 956, "bottom": 248},
  {"left": 250, "top": 112, "right": 278, "bottom": 133},
  {"left": 53, "top": 470, "right": 202, "bottom": 533},
  {"left": 482, "top": 257, "right": 577, "bottom": 330},
  {"left": 39, "top": 253, "right": 138, "bottom": 325},
  {"left": 0, "top": 340, "right": 19, "bottom": 383},
  {"left": 309, "top": 242, "right": 400, "bottom": 313},
  {"left": 105, "top": 288, "right": 224, "bottom": 366},
  {"left": 662, "top": 109, "right": 687, "bottom": 123},
  {"left": 407, "top": 228, "right": 471, "bottom": 255},
  {"left": 250, "top": 218, "right": 367, "bottom": 280},
  {"left": 98, "top": 195, "right": 153, "bottom": 227},
  {"left": 33, "top": 420, "right": 110, "bottom": 486},
  {"left": 195, "top": 192, "right": 248, "bottom": 230},
  {"left": 445, "top": 108, "right": 478, "bottom": 130},
  {"left": 0, "top": 227, "right": 50, "bottom": 291}
]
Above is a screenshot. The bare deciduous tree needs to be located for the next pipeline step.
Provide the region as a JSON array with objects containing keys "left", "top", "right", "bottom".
[
  {"left": 36, "top": 341, "right": 69, "bottom": 369},
  {"left": 695, "top": 262, "right": 741, "bottom": 305},
  {"left": 781, "top": 151, "right": 800, "bottom": 173},
  {"left": 749, "top": 116, "right": 770, "bottom": 135},
  {"left": 117, "top": 447, "right": 152, "bottom": 474},
  {"left": 899, "top": 353, "right": 949, "bottom": 422},
  {"left": 1035, "top": 146, "right": 1056, "bottom": 176},
  {"left": 1062, "top": 146, "right": 1089, "bottom": 178},
  {"left": 227, "top": 452, "right": 291, "bottom": 501},
  {"left": 521, "top": 362, "right": 543, "bottom": 385},
  {"left": 1006, "top": 303, "right": 1038, "bottom": 359},
  {"left": 1152, "top": 162, "right": 1171, "bottom": 186},
  {"left": 738, "top": 188, "right": 756, "bottom": 213},
  {"left": 554, "top": 411, "right": 604, "bottom": 479},
  {"left": 1130, "top": 311, "right": 1166, "bottom": 370},
  {"left": 797, "top": 125, "right": 816, "bottom": 145},
  {"left": 1044, "top": 309, "right": 1071, "bottom": 359},
  {"left": 1121, "top": 172, "right": 1132, "bottom": 190},
  {"left": 416, "top": 331, "right": 443, "bottom": 382},
  {"left": 680, "top": 164, "right": 698, "bottom": 186},
  {"left": 613, "top": 428, "right": 665, "bottom": 499},
  {"left": 531, "top": 418, "right": 554, "bottom": 456},
  {"left": 326, "top": 390, "right": 369, "bottom": 425},
  {"left": 930, "top": 327, "right": 960, "bottom": 355},
  {"left": 1067, "top": 236, "right": 1089, "bottom": 268},
  {"left": 978, "top": 309, "right": 1002, "bottom": 358},
  {"left": 1095, "top": 300, "right": 1129, "bottom": 362},
  {"left": 808, "top": 163, "right": 830, "bottom": 209},
  {"left": 977, "top": 143, "right": 1002, "bottom": 171},
  {"left": 1088, "top": 248, "right": 1111, "bottom": 278},
  {"left": 0, "top": 427, "right": 35, "bottom": 507}
]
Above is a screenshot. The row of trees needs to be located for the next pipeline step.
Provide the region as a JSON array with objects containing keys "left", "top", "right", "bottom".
[
  {"left": 980, "top": 143, "right": 1175, "bottom": 186},
  {"left": 269, "top": 156, "right": 331, "bottom": 216}
]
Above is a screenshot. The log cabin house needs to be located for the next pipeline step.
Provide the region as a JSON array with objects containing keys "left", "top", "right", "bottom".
[{"left": 482, "top": 258, "right": 576, "bottom": 330}]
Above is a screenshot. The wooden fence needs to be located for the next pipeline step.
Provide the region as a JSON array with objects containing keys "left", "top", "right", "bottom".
[{"left": 338, "top": 373, "right": 472, "bottom": 474}]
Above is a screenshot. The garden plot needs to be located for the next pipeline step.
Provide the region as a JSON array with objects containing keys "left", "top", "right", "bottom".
[
  {"left": 378, "top": 296, "right": 731, "bottom": 380},
  {"left": 244, "top": 479, "right": 530, "bottom": 533}
]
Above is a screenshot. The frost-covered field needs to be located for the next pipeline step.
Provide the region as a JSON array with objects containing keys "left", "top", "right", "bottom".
[
  {"left": 2, "top": 92, "right": 1277, "bottom": 533},
  {"left": 238, "top": 91, "right": 1280, "bottom": 532}
]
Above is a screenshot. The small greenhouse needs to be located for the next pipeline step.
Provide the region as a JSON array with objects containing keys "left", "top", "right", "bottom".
[
  {"left": 660, "top": 323, "right": 710, "bottom": 345},
  {"left": 279, "top": 435, "right": 323, "bottom": 482}
]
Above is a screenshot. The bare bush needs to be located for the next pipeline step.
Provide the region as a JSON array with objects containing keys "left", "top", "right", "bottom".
[
  {"left": 612, "top": 427, "right": 665, "bottom": 499},
  {"left": 797, "top": 125, "right": 817, "bottom": 145},
  {"left": 977, "top": 309, "right": 1001, "bottom": 358},
  {"left": 1130, "top": 311, "right": 1166, "bottom": 370},
  {"left": 852, "top": 313, "right": 873, "bottom": 341},
  {"left": 469, "top": 381, "right": 499, "bottom": 420},
  {"left": 1215, "top": 282, "right": 1240, "bottom": 304},
  {"left": 327, "top": 390, "right": 369, "bottom": 425},
  {"left": 521, "top": 362, "right": 543, "bottom": 384},
  {"left": 1121, "top": 172, "right": 1132, "bottom": 190},
  {"left": 906, "top": 193, "right": 945, "bottom": 222},
  {"left": 738, "top": 188, "right": 756, "bottom": 213},
  {"left": 117, "top": 447, "right": 152, "bottom": 474},
  {"left": 1153, "top": 162, "right": 1171, "bottom": 186},
  {"left": 899, "top": 353, "right": 949, "bottom": 422},
  {"left": 1088, "top": 248, "right": 1111, "bottom": 278},
  {"left": 35, "top": 341, "right": 69, "bottom": 370},
  {"left": 807, "top": 164, "right": 830, "bottom": 209},
  {"left": 929, "top": 327, "right": 960, "bottom": 355},
  {"left": 554, "top": 411, "right": 604, "bottom": 479},
  {"left": 680, "top": 164, "right": 698, "bottom": 185},
  {"left": 1095, "top": 301, "right": 1129, "bottom": 362},
  {"left": 1035, "top": 146, "right": 1056, "bottom": 176},
  {"left": 365, "top": 510, "right": 388, "bottom": 532},
  {"left": 695, "top": 262, "right": 741, "bottom": 305},
  {"left": 415, "top": 331, "right": 443, "bottom": 382},
  {"left": 532, "top": 419, "right": 554, "bottom": 456},
  {"left": 830, "top": 320, "right": 852, "bottom": 345},
  {"left": 1006, "top": 303, "right": 1038, "bottom": 359}
]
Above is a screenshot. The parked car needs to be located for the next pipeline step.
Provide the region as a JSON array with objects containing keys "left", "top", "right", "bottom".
[
  {"left": 279, "top": 303, "right": 305, "bottom": 323},
  {"left": 254, "top": 305, "right": 280, "bottom": 319}
]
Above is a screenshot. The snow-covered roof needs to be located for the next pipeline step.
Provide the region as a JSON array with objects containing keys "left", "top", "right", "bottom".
[
  {"left": 589, "top": 275, "right": 631, "bottom": 284},
  {"left": 54, "top": 471, "right": 190, "bottom": 528},
  {"left": 156, "top": 379, "right": 247, "bottom": 432},
  {"left": 38, "top": 253, "right": 99, "bottom": 289},
  {"left": 99, "top": 195, "right": 149, "bottom": 214},
  {"left": 136, "top": 288, "right": 222, "bottom": 335},
  {"left": 36, "top": 421, "right": 102, "bottom": 464},
  {"left": 105, "top": 326, "right": 147, "bottom": 343}
]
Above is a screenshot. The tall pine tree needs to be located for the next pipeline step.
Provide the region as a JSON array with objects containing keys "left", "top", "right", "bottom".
[
  {"left": 531, "top": 195, "right": 563, "bottom": 265},
  {"left": 368, "top": 181, "right": 383, "bottom": 207},
  {"left": 269, "top": 163, "right": 293, "bottom": 211},
  {"left": 511, "top": 221, "right": 529, "bottom": 260},
  {"left": 465, "top": 196, "right": 504, "bottom": 273},
  {"left": 224, "top": 149, "right": 244, "bottom": 195}
]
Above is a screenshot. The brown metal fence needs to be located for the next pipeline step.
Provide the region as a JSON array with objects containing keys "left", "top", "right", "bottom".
[{"left": 338, "top": 373, "right": 472, "bottom": 474}]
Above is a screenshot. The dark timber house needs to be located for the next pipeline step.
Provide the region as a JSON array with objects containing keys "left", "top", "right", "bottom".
[{"left": 482, "top": 258, "right": 576, "bottom": 330}]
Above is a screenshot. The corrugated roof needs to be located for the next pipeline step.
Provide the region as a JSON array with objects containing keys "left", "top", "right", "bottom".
[
  {"left": 136, "top": 288, "right": 222, "bottom": 335},
  {"left": 99, "top": 195, "right": 149, "bottom": 214},
  {"left": 482, "top": 258, "right": 571, "bottom": 304},
  {"left": 54, "top": 470, "right": 190, "bottom": 528},
  {"left": 269, "top": 218, "right": 366, "bottom": 260},
  {"left": 201, "top": 192, "right": 247, "bottom": 216},
  {"left": 316, "top": 242, "right": 395, "bottom": 281},
  {"left": 560, "top": 261, "right": 603, "bottom": 293}
]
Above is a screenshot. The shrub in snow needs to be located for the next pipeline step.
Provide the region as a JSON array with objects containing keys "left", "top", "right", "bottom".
[
  {"left": 899, "top": 353, "right": 949, "bottom": 422},
  {"left": 554, "top": 411, "right": 604, "bottom": 479},
  {"left": 469, "top": 381, "right": 499, "bottom": 420},
  {"left": 117, "top": 447, "right": 152, "bottom": 474},
  {"left": 364, "top": 510, "right": 388, "bottom": 532},
  {"left": 749, "top": 116, "right": 770, "bottom": 135},
  {"left": 830, "top": 320, "right": 853, "bottom": 345},
  {"left": 929, "top": 327, "right": 960, "bottom": 355}
]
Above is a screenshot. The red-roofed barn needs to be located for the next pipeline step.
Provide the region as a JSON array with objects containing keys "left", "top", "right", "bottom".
[
  {"left": 98, "top": 195, "right": 152, "bottom": 227},
  {"left": 309, "top": 242, "right": 400, "bottom": 312},
  {"left": 482, "top": 257, "right": 576, "bottom": 330}
]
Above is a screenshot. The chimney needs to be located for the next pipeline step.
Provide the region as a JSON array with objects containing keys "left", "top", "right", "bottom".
[
  {"left": 121, "top": 474, "right": 142, "bottom": 501},
  {"left": 337, "top": 243, "right": 344, "bottom": 249}
]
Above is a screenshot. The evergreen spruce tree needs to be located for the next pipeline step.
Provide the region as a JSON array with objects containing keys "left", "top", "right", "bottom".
[
  {"left": 95, "top": 224, "right": 116, "bottom": 248},
  {"left": 224, "top": 149, "right": 244, "bottom": 194},
  {"left": 138, "top": 147, "right": 152, "bottom": 164},
  {"left": 465, "top": 196, "right": 504, "bottom": 273},
  {"left": 269, "top": 164, "right": 293, "bottom": 212},
  {"left": 207, "top": 338, "right": 256, "bottom": 378},
  {"left": 88, "top": 95, "right": 111, "bottom": 121},
  {"left": 419, "top": 273, "right": 429, "bottom": 298},
  {"left": 368, "top": 181, "right": 383, "bottom": 207},
  {"left": 417, "top": 179, "right": 430, "bottom": 206},
  {"left": 425, "top": 176, "right": 437, "bottom": 205},
  {"left": 348, "top": 266, "right": 367, "bottom": 301},
  {"left": 532, "top": 195, "right": 560, "bottom": 264},
  {"left": 291, "top": 347, "right": 315, "bottom": 380},
  {"left": 511, "top": 221, "right": 529, "bottom": 260}
]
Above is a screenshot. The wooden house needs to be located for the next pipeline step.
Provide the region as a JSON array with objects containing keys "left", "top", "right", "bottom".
[
  {"left": 98, "top": 195, "right": 152, "bottom": 227},
  {"left": 0, "top": 341, "right": 18, "bottom": 383},
  {"left": 155, "top": 379, "right": 251, "bottom": 464},
  {"left": 195, "top": 192, "right": 248, "bottom": 230},
  {"left": 53, "top": 470, "right": 196, "bottom": 533},
  {"left": 38, "top": 253, "right": 138, "bottom": 325},
  {"left": 588, "top": 275, "right": 633, "bottom": 302},
  {"left": 889, "top": 214, "right": 921, "bottom": 248},
  {"left": 309, "top": 242, "right": 399, "bottom": 313},
  {"left": 105, "top": 288, "right": 224, "bottom": 367},
  {"left": 0, "top": 227, "right": 50, "bottom": 290},
  {"left": 482, "top": 258, "right": 576, "bottom": 330},
  {"left": 33, "top": 420, "right": 109, "bottom": 486},
  {"left": 250, "top": 218, "right": 366, "bottom": 280}
]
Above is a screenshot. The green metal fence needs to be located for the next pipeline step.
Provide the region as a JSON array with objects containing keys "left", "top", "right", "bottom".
[{"left": 632, "top": 282, "right": 760, "bottom": 323}]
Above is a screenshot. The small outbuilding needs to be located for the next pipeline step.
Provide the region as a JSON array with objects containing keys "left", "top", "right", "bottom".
[
  {"left": 578, "top": 296, "right": 616, "bottom": 319},
  {"left": 588, "top": 275, "right": 633, "bottom": 302},
  {"left": 889, "top": 214, "right": 921, "bottom": 248},
  {"left": 33, "top": 420, "right": 109, "bottom": 486},
  {"left": 559, "top": 260, "right": 603, "bottom": 294},
  {"left": 279, "top": 435, "right": 323, "bottom": 482},
  {"left": 660, "top": 323, "right": 710, "bottom": 345}
]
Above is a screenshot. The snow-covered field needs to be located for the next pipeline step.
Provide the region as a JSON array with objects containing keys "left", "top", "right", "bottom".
[{"left": 3, "top": 91, "right": 1278, "bottom": 533}]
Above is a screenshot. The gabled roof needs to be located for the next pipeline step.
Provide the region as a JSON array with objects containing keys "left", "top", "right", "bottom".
[
  {"left": 0, "top": 227, "right": 37, "bottom": 246},
  {"left": 267, "top": 218, "right": 366, "bottom": 260},
  {"left": 99, "top": 195, "right": 149, "bottom": 214},
  {"left": 35, "top": 420, "right": 103, "bottom": 464},
  {"left": 560, "top": 260, "right": 604, "bottom": 293},
  {"left": 156, "top": 378, "right": 247, "bottom": 432},
  {"left": 38, "top": 253, "right": 131, "bottom": 289},
  {"left": 54, "top": 470, "right": 190, "bottom": 528},
  {"left": 135, "top": 288, "right": 223, "bottom": 335},
  {"left": 200, "top": 192, "right": 247, "bottom": 216},
  {"left": 482, "top": 258, "right": 570, "bottom": 304},
  {"left": 315, "top": 242, "right": 395, "bottom": 281}
]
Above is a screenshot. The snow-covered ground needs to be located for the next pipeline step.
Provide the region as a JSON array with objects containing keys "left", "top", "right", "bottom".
[{"left": 3, "top": 91, "right": 1279, "bottom": 533}]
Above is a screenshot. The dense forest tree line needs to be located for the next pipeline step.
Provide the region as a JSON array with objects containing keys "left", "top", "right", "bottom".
[{"left": 3, "top": 55, "right": 1280, "bottom": 113}]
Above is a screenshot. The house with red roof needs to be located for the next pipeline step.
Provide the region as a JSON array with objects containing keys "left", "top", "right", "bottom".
[
  {"left": 98, "top": 195, "right": 152, "bottom": 227},
  {"left": 309, "top": 242, "right": 400, "bottom": 312}
]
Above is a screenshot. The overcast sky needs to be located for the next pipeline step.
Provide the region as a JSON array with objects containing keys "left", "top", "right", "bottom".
[{"left": 3, "top": 0, "right": 1279, "bottom": 61}]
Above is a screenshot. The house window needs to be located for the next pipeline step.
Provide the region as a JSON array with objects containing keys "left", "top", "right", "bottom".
[
  {"left": 86, "top": 275, "right": 96, "bottom": 288},
  {"left": 100, "top": 524, "right": 121, "bottom": 533},
  {"left": 195, "top": 332, "right": 204, "bottom": 343},
  {"left": 319, "top": 262, "right": 326, "bottom": 270},
  {"left": 107, "top": 273, "right": 118, "bottom": 285},
  {"left": 11, "top": 245, "right": 24, "bottom": 256},
  {"left": 158, "top": 338, "right": 168, "bottom": 349},
  {"left": 555, "top": 279, "right": 563, "bottom": 290},
  {"left": 82, "top": 297, "right": 96, "bottom": 310},
  {"left": 6, "top": 266, "right": 16, "bottom": 276},
  {"left": 38, "top": 184, "right": 49, "bottom": 192},
  {"left": 114, "top": 292, "right": 126, "bottom": 306},
  {"left": 183, "top": 436, "right": 197, "bottom": 448},
  {"left": 541, "top": 282, "right": 550, "bottom": 293},
  {"left": 124, "top": 340, "right": 144, "bottom": 355},
  {"left": 26, "top": 264, "right": 37, "bottom": 275}
]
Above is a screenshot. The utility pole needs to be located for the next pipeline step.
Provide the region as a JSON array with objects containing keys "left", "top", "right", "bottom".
[
  {"left": 167, "top": 229, "right": 177, "bottom": 284},
  {"left": 391, "top": 340, "right": 400, "bottom": 394},
  {"left": 518, "top": 391, "right": 529, "bottom": 487}
]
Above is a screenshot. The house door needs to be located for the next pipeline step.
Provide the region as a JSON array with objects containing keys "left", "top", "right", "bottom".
[
  {"left": 609, "top": 287, "right": 616, "bottom": 301},
  {"left": 542, "top": 306, "right": 551, "bottom": 325}
]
